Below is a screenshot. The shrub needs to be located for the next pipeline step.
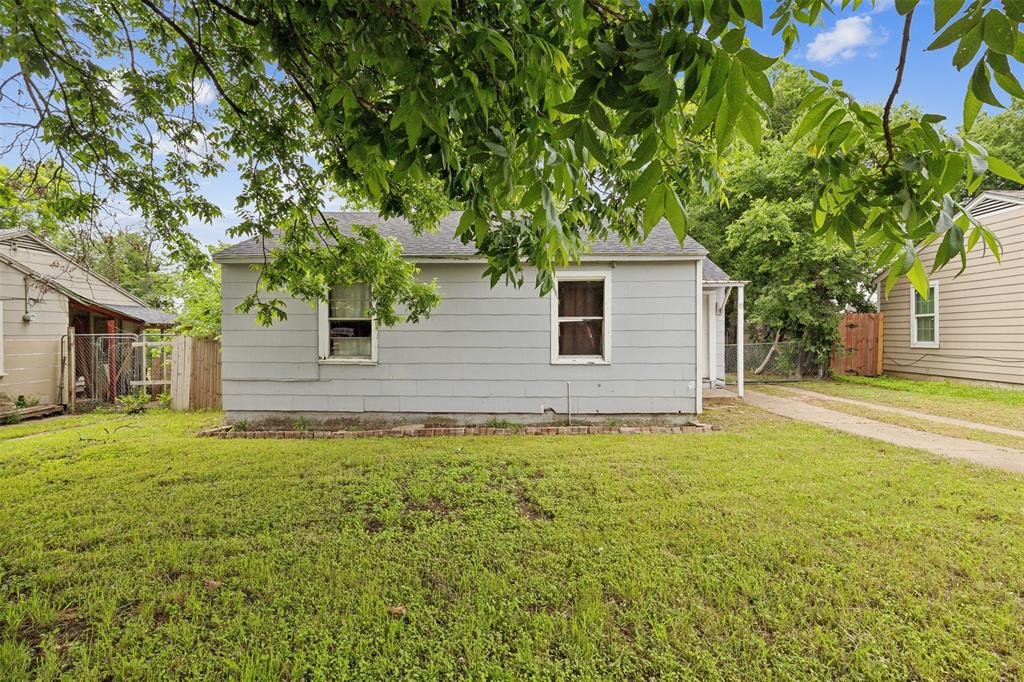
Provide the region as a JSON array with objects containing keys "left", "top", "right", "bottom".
[
  {"left": 116, "top": 392, "right": 149, "bottom": 415},
  {"left": 157, "top": 392, "right": 172, "bottom": 409}
]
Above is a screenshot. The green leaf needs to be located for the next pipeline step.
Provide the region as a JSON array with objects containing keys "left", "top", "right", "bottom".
[
  {"left": 736, "top": 47, "right": 776, "bottom": 71},
  {"left": 895, "top": 0, "right": 919, "bottom": 16},
  {"left": 987, "top": 52, "right": 1024, "bottom": 98},
  {"left": 969, "top": 60, "right": 1004, "bottom": 106},
  {"left": 983, "top": 11, "right": 1014, "bottom": 53},
  {"left": 737, "top": 0, "right": 764, "bottom": 27},
  {"left": 934, "top": 0, "right": 966, "bottom": 30},
  {"left": 625, "top": 160, "right": 663, "bottom": 207},
  {"left": 736, "top": 104, "right": 762, "bottom": 151},
  {"left": 643, "top": 185, "right": 666, "bottom": 234},
  {"left": 962, "top": 86, "right": 983, "bottom": 130},
  {"left": 663, "top": 186, "right": 688, "bottom": 242},
  {"left": 624, "top": 133, "right": 658, "bottom": 171},
  {"left": 928, "top": 13, "right": 975, "bottom": 51},
  {"left": 720, "top": 28, "right": 745, "bottom": 53},
  {"left": 906, "top": 254, "right": 930, "bottom": 299},
  {"left": 485, "top": 31, "right": 517, "bottom": 67},
  {"left": 589, "top": 102, "right": 613, "bottom": 134},
  {"left": 987, "top": 155, "right": 1024, "bottom": 184},
  {"left": 792, "top": 98, "right": 834, "bottom": 140},
  {"left": 953, "top": 25, "right": 983, "bottom": 69}
]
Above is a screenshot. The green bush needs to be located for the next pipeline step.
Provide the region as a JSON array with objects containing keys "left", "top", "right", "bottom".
[{"left": 115, "top": 392, "right": 149, "bottom": 415}]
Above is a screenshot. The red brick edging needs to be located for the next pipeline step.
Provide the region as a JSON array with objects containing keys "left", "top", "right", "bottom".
[{"left": 198, "top": 423, "right": 712, "bottom": 439}]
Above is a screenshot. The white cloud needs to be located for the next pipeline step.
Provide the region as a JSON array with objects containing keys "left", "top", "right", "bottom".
[
  {"left": 807, "top": 16, "right": 887, "bottom": 64},
  {"left": 193, "top": 80, "right": 216, "bottom": 105},
  {"left": 872, "top": 0, "right": 894, "bottom": 13}
]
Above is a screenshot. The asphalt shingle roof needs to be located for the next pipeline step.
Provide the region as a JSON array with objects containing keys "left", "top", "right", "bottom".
[
  {"left": 214, "top": 211, "right": 736, "bottom": 281},
  {"left": 215, "top": 211, "right": 708, "bottom": 258}
]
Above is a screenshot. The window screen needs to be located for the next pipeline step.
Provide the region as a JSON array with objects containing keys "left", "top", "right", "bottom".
[
  {"left": 327, "top": 284, "right": 373, "bottom": 359},
  {"left": 557, "top": 280, "right": 605, "bottom": 357}
]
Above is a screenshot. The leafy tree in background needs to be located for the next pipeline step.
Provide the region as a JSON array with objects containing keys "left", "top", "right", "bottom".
[
  {"left": 968, "top": 102, "right": 1024, "bottom": 191},
  {"left": 174, "top": 258, "right": 222, "bottom": 338},
  {"left": 2, "top": 0, "right": 1024, "bottom": 325},
  {"left": 689, "top": 64, "right": 877, "bottom": 368},
  {"left": 1, "top": 164, "right": 179, "bottom": 308}
]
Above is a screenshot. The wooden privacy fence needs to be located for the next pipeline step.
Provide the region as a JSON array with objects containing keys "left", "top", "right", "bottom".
[
  {"left": 170, "top": 337, "right": 222, "bottom": 410},
  {"left": 831, "top": 312, "right": 884, "bottom": 377}
]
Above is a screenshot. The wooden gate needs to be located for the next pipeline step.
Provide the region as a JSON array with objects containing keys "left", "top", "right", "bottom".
[
  {"left": 831, "top": 313, "right": 883, "bottom": 377},
  {"left": 171, "top": 337, "right": 222, "bottom": 409}
]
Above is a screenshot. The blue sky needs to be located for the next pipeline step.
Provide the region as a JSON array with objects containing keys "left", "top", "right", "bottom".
[{"left": 1, "top": 2, "right": 988, "bottom": 246}]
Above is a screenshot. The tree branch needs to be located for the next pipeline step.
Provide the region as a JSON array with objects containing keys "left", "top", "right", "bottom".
[
  {"left": 882, "top": 7, "right": 914, "bottom": 168},
  {"left": 138, "top": 0, "right": 249, "bottom": 117}
]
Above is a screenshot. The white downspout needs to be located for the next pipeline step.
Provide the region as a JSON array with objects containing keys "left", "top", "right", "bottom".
[
  {"left": 695, "top": 259, "right": 703, "bottom": 414},
  {"left": 737, "top": 284, "right": 745, "bottom": 398},
  {"left": 707, "top": 292, "right": 717, "bottom": 388}
]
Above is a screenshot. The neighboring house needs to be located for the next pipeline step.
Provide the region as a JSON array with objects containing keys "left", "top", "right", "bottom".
[
  {"left": 877, "top": 190, "right": 1024, "bottom": 387},
  {"left": 213, "top": 213, "right": 745, "bottom": 423},
  {"left": 0, "top": 230, "right": 175, "bottom": 406}
]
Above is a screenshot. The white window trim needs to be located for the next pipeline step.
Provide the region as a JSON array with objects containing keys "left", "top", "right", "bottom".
[
  {"left": 910, "top": 282, "right": 940, "bottom": 349},
  {"left": 550, "top": 270, "right": 612, "bottom": 365},
  {"left": 318, "top": 295, "right": 378, "bottom": 365}
]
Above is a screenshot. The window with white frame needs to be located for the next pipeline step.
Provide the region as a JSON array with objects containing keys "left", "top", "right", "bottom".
[
  {"left": 911, "top": 283, "right": 939, "bottom": 348},
  {"left": 0, "top": 300, "right": 4, "bottom": 375},
  {"left": 319, "top": 283, "right": 376, "bottom": 362},
  {"left": 551, "top": 273, "right": 611, "bottom": 364}
]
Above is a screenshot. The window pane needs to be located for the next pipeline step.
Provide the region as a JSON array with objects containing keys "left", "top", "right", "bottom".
[
  {"left": 915, "top": 287, "right": 935, "bottom": 315},
  {"left": 916, "top": 316, "right": 935, "bottom": 342},
  {"left": 330, "top": 283, "right": 371, "bottom": 318},
  {"left": 329, "top": 319, "right": 372, "bottom": 358},
  {"left": 558, "top": 281, "right": 604, "bottom": 317},
  {"left": 559, "top": 320, "right": 603, "bottom": 356}
]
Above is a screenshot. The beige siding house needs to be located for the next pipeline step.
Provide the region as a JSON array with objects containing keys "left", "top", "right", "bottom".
[
  {"left": 878, "top": 190, "right": 1024, "bottom": 387},
  {"left": 0, "top": 230, "right": 174, "bottom": 406}
]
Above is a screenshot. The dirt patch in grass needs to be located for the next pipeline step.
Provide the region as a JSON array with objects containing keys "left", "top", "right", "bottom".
[
  {"left": 514, "top": 484, "right": 553, "bottom": 521},
  {"left": 18, "top": 608, "right": 90, "bottom": 658}
]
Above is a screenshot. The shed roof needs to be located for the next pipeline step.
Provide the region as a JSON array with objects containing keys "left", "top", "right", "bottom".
[{"left": 0, "top": 229, "right": 176, "bottom": 327}]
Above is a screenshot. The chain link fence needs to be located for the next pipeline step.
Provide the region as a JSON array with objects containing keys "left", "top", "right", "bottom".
[
  {"left": 64, "top": 332, "right": 174, "bottom": 410},
  {"left": 725, "top": 341, "right": 827, "bottom": 383}
]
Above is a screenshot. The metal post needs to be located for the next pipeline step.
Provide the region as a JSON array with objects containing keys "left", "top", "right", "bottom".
[
  {"left": 737, "top": 285, "right": 745, "bottom": 398},
  {"left": 107, "top": 319, "right": 117, "bottom": 401},
  {"left": 67, "top": 327, "right": 76, "bottom": 412}
]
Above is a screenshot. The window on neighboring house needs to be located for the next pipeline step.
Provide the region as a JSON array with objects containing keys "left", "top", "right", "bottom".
[
  {"left": 551, "top": 273, "right": 611, "bottom": 364},
  {"left": 319, "top": 283, "right": 376, "bottom": 362},
  {"left": 911, "top": 283, "right": 939, "bottom": 348},
  {"left": 0, "top": 300, "right": 4, "bottom": 375}
]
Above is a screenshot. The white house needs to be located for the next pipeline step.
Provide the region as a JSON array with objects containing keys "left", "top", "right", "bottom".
[{"left": 213, "top": 213, "right": 744, "bottom": 423}]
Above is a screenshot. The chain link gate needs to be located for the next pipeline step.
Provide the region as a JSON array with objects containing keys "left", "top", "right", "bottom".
[{"left": 62, "top": 333, "right": 173, "bottom": 411}]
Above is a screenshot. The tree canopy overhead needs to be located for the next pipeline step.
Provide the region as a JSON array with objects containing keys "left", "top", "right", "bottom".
[{"left": 3, "top": 0, "right": 1024, "bottom": 321}]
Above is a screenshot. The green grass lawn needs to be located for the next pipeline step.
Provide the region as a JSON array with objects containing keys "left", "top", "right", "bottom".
[
  {"left": 794, "top": 375, "right": 1024, "bottom": 431},
  {"left": 2, "top": 408, "right": 1024, "bottom": 679}
]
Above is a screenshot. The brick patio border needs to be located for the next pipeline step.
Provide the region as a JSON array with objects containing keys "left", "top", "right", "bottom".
[{"left": 197, "top": 423, "right": 712, "bottom": 439}]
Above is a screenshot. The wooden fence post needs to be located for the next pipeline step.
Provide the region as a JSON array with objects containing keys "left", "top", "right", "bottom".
[{"left": 170, "top": 336, "right": 191, "bottom": 410}]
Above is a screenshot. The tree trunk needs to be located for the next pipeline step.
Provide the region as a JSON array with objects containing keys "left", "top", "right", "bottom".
[{"left": 753, "top": 329, "right": 782, "bottom": 375}]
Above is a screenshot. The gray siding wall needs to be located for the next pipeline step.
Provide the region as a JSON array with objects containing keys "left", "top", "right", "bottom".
[{"left": 221, "top": 260, "right": 699, "bottom": 416}]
